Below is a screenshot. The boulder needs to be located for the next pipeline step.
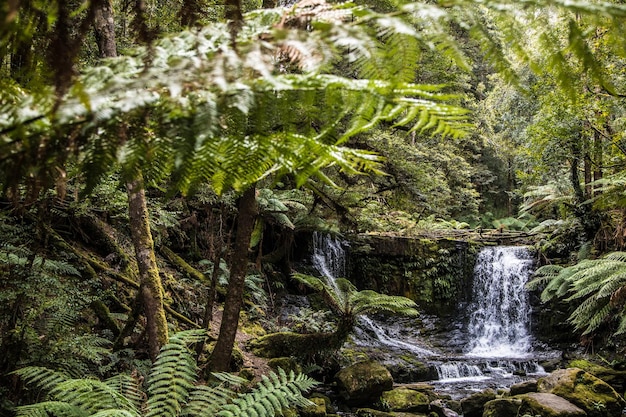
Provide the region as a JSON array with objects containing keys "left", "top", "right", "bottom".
[
  {"left": 518, "top": 392, "right": 586, "bottom": 417},
  {"left": 538, "top": 367, "right": 626, "bottom": 417},
  {"left": 460, "top": 389, "right": 496, "bottom": 417},
  {"left": 482, "top": 398, "right": 523, "bottom": 417},
  {"left": 484, "top": 393, "right": 587, "bottom": 417},
  {"left": 335, "top": 361, "right": 394, "bottom": 406},
  {"left": 429, "top": 399, "right": 460, "bottom": 417},
  {"left": 510, "top": 379, "right": 538, "bottom": 396},
  {"left": 568, "top": 359, "right": 626, "bottom": 393},
  {"left": 381, "top": 387, "right": 430, "bottom": 413}
]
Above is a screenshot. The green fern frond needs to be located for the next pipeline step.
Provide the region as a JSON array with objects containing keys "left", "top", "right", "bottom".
[
  {"left": 49, "top": 379, "right": 141, "bottom": 416},
  {"left": 13, "top": 367, "right": 70, "bottom": 392},
  {"left": 15, "top": 401, "right": 87, "bottom": 417},
  {"left": 217, "top": 369, "right": 316, "bottom": 417},
  {"left": 527, "top": 264, "right": 563, "bottom": 292},
  {"left": 182, "top": 385, "right": 236, "bottom": 417},
  {"left": 145, "top": 329, "right": 207, "bottom": 417},
  {"left": 351, "top": 290, "right": 419, "bottom": 317}
]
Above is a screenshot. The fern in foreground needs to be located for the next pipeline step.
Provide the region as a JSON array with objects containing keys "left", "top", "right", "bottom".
[{"left": 15, "top": 329, "right": 317, "bottom": 417}]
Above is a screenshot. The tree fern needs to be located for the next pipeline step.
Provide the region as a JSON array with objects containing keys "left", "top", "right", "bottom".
[
  {"left": 529, "top": 252, "right": 626, "bottom": 337},
  {"left": 290, "top": 272, "right": 419, "bottom": 339}
]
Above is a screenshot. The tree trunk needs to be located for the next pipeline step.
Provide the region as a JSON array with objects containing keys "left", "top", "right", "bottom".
[
  {"left": 209, "top": 186, "right": 257, "bottom": 371},
  {"left": 126, "top": 173, "right": 169, "bottom": 361},
  {"left": 93, "top": 0, "right": 168, "bottom": 360},
  {"left": 93, "top": 0, "right": 117, "bottom": 58}
]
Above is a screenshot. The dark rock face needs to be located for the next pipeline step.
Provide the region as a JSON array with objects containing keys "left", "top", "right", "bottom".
[
  {"left": 347, "top": 235, "right": 476, "bottom": 315},
  {"left": 334, "top": 361, "right": 394, "bottom": 406}
]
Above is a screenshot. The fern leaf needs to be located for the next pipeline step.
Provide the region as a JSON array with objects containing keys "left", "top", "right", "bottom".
[
  {"left": 145, "top": 329, "right": 207, "bottom": 417},
  {"left": 15, "top": 401, "right": 87, "bottom": 417}
]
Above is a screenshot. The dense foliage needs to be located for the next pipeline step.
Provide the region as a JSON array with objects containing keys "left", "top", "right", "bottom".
[{"left": 3, "top": 0, "right": 626, "bottom": 412}]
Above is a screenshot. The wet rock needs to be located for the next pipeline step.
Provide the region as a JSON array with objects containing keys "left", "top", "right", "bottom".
[
  {"left": 429, "top": 399, "right": 460, "bottom": 417},
  {"left": 509, "top": 379, "right": 538, "bottom": 396},
  {"left": 335, "top": 361, "right": 394, "bottom": 406},
  {"left": 538, "top": 367, "right": 626, "bottom": 417},
  {"left": 460, "top": 389, "right": 496, "bottom": 417},
  {"left": 381, "top": 387, "right": 430, "bottom": 413},
  {"left": 385, "top": 359, "right": 439, "bottom": 383}
]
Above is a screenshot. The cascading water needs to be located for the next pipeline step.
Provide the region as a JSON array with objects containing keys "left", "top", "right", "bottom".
[
  {"left": 466, "top": 246, "right": 534, "bottom": 358},
  {"left": 431, "top": 246, "right": 546, "bottom": 397}
]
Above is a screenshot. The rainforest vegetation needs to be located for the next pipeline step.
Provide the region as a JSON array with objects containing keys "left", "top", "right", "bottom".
[{"left": 2, "top": 0, "right": 626, "bottom": 414}]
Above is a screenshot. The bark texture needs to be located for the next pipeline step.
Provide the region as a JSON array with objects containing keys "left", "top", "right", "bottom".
[
  {"left": 93, "top": 0, "right": 117, "bottom": 58},
  {"left": 210, "top": 186, "right": 257, "bottom": 371},
  {"left": 126, "top": 173, "right": 169, "bottom": 361}
]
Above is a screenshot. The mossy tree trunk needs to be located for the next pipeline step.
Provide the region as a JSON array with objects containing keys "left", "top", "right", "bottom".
[
  {"left": 93, "top": 0, "right": 168, "bottom": 361},
  {"left": 210, "top": 186, "right": 257, "bottom": 371}
]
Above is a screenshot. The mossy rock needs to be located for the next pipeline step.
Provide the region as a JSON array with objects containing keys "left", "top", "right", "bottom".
[
  {"left": 538, "top": 367, "right": 626, "bottom": 417},
  {"left": 460, "top": 389, "right": 496, "bottom": 417},
  {"left": 268, "top": 357, "right": 302, "bottom": 374},
  {"left": 335, "top": 361, "right": 393, "bottom": 406},
  {"left": 518, "top": 393, "right": 586, "bottom": 417},
  {"left": 568, "top": 359, "right": 626, "bottom": 393},
  {"left": 249, "top": 331, "right": 337, "bottom": 358},
  {"left": 483, "top": 398, "right": 523, "bottom": 417},
  {"left": 355, "top": 408, "right": 428, "bottom": 417},
  {"left": 301, "top": 397, "right": 326, "bottom": 417},
  {"left": 380, "top": 387, "right": 430, "bottom": 412}
]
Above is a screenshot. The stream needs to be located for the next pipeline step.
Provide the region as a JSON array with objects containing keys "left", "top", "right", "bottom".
[{"left": 309, "top": 233, "right": 559, "bottom": 400}]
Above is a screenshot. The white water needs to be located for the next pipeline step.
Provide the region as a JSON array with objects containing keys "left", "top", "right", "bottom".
[
  {"left": 311, "top": 232, "right": 346, "bottom": 297},
  {"left": 437, "top": 362, "right": 485, "bottom": 382},
  {"left": 466, "top": 246, "right": 534, "bottom": 358}
]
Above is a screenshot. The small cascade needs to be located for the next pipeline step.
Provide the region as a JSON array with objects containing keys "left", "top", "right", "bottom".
[
  {"left": 436, "top": 362, "right": 485, "bottom": 382},
  {"left": 356, "top": 316, "right": 435, "bottom": 356},
  {"left": 466, "top": 246, "right": 534, "bottom": 358},
  {"left": 311, "top": 232, "right": 347, "bottom": 296}
]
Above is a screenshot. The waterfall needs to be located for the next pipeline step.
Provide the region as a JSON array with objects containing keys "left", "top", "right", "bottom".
[
  {"left": 311, "top": 232, "right": 347, "bottom": 297},
  {"left": 466, "top": 246, "right": 534, "bottom": 358}
]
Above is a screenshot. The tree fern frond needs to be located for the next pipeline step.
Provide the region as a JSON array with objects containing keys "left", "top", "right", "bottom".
[
  {"left": 13, "top": 367, "right": 70, "bottom": 392},
  {"left": 351, "top": 290, "right": 419, "bottom": 316},
  {"left": 527, "top": 264, "right": 563, "bottom": 291}
]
